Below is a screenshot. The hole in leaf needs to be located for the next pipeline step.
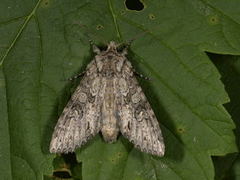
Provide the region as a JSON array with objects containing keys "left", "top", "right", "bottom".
[
  {"left": 52, "top": 153, "right": 82, "bottom": 179},
  {"left": 53, "top": 171, "right": 72, "bottom": 179},
  {"left": 125, "top": 0, "right": 144, "bottom": 11}
]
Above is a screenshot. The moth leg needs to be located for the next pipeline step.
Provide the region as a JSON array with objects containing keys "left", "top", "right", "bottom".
[
  {"left": 68, "top": 71, "right": 86, "bottom": 81},
  {"left": 134, "top": 70, "right": 151, "bottom": 80}
]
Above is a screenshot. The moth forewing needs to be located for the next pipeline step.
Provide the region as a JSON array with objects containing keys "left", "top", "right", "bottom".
[{"left": 50, "top": 41, "right": 165, "bottom": 156}]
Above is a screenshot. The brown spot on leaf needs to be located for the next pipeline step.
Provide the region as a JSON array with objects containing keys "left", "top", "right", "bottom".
[
  {"left": 208, "top": 15, "right": 219, "bottom": 25},
  {"left": 149, "top": 13, "right": 156, "bottom": 20},
  {"left": 96, "top": 24, "right": 104, "bottom": 30}
]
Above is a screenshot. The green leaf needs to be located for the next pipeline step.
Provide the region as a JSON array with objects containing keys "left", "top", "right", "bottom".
[
  {"left": 0, "top": 67, "right": 12, "bottom": 179},
  {"left": 211, "top": 54, "right": 240, "bottom": 180},
  {"left": 0, "top": 0, "right": 239, "bottom": 179}
]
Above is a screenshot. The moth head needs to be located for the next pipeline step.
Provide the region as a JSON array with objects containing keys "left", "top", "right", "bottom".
[
  {"left": 93, "top": 41, "right": 128, "bottom": 56},
  {"left": 106, "top": 41, "right": 128, "bottom": 56},
  {"left": 107, "top": 41, "right": 118, "bottom": 51}
]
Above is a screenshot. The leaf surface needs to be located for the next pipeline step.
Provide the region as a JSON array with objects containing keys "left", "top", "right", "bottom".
[{"left": 0, "top": 0, "right": 239, "bottom": 179}]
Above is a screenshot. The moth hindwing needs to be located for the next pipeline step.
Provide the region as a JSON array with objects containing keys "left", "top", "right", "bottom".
[{"left": 50, "top": 41, "right": 165, "bottom": 156}]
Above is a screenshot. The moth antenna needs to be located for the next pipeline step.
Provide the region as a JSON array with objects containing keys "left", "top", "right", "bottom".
[
  {"left": 116, "top": 30, "right": 149, "bottom": 53},
  {"left": 90, "top": 40, "right": 101, "bottom": 54},
  {"left": 72, "top": 22, "right": 108, "bottom": 45},
  {"left": 122, "top": 30, "right": 149, "bottom": 47}
]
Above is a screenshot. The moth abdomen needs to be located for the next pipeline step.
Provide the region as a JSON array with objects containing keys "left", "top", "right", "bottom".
[{"left": 101, "top": 126, "right": 119, "bottom": 143}]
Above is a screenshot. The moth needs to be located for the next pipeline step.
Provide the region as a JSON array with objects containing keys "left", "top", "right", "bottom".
[{"left": 50, "top": 41, "right": 165, "bottom": 156}]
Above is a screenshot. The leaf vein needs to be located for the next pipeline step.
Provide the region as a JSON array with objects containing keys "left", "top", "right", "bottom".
[
  {"left": 0, "top": 15, "right": 26, "bottom": 27},
  {"left": 107, "top": 0, "right": 122, "bottom": 41},
  {"left": 120, "top": 16, "right": 220, "bottom": 93},
  {"left": 0, "top": 0, "right": 42, "bottom": 67},
  {"left": 136, "top": 53, "right": 232, "bottom": 147}
]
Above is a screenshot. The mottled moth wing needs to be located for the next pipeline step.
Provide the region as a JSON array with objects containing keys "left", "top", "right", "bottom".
[
  {"left": 50, "top": 41, "right": 165, "bottom": 156},
  {"left": 50, "top": 61, "right": 103, "bottom": 153},
  {"left": 118, "top": 61, "right": 165, "bottom": 156}
]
